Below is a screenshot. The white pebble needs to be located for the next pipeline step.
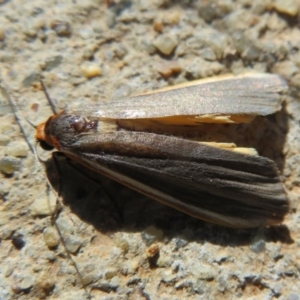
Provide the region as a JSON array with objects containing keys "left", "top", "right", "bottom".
[
  {"left": 30, "top": 194, "right": 57, "bottom": 216},
  {"left": 153, "top": 35, "right": 178, "bottom": 55},
  {"left": 43, "top": 227, "right": 60, "bottom": 248},
  {"left": 6, "top": 141, "right": 28, "bottom": 157},
  {"left": 274, "top": 0, "right": 299, "bottom": 16},
  {"left": 81, "top": 64, "right": 102, "bottom": 78},
  {"left": 0, "top": 156, "right": 20, "bottom": 175}
]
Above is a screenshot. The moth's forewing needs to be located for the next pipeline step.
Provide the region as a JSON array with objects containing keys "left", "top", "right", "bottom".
[
  {"left": 71, "top": 73, "right": 287, "bottom": 124},
  {"left": 60, "top": 131, "right": 288, "bottom": 228}
]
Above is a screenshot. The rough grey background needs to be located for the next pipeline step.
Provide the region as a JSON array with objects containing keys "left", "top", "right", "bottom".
[{"left": 0, "top": 0, "right": 300, "bottom": 299}]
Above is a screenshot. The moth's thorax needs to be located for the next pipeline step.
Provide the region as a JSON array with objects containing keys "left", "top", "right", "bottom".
[{"left": 36, "top": 112, "right": 98, "bottom": 150}]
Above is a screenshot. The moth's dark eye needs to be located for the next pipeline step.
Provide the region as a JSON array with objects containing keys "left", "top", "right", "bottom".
[
  {"left": 71, "top": 116, "right": 87, "bottom": 133},
  {"left": 39, "top": 140, "right": 55, "bottom": 151}
]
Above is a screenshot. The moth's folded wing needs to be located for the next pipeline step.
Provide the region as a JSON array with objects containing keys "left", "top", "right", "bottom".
[
  {"left": 68, "top": 131, "right": 289, "bottom": 228},
  {"left": 76, "top": 73, "right": 287, "bottom": 121}
]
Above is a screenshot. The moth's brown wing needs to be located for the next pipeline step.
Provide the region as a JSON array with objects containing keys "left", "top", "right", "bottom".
[
  {"left": 72, "top": 73, "right": 287, "bottom": 122},
  {"left": 64, "top": 131, "right": 289, "bottom": 228}
]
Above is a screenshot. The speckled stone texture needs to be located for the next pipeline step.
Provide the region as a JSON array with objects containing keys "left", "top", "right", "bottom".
[{"left": 0, "top": 0, "right": 300, "bottom": 299}]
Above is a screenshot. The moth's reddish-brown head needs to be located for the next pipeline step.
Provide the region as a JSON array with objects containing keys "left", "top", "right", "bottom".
[
  {"left": 36, "top": 111, "right": 98, "bottom": 151},
  {"left": 36, "top": 113, "right": 64, "bottom": 151}
]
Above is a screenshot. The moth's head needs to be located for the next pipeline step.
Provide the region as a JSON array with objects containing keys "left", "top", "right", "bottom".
[{"left": 36, "top": 112, "right": 98, "bottom": 151}]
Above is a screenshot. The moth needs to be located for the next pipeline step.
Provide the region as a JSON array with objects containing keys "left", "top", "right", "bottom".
[{"left": 36, "top": 73, "right": 289, "bottom": 228}]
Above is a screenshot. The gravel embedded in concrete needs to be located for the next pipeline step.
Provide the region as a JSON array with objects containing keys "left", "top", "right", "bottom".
[{"left": 0, "top": 1, "right": 299, "bottom": 299}]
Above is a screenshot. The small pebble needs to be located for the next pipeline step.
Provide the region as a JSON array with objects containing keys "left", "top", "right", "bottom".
[
  {"left": 81, "top": 273, "right": 95, "bottom": 285},
  {"left": 157, "top": 255, "right": 170, "bottom": 268},
  {"left": 0, "top": 134, "right": 10, "bottom": 146},
  {"left": 174, "top": 236, "right": 188, "bottom": 249},
  {"left": 24, "top": 246, "right": 36, "bottom": 257},
  {"left": 30, "top": 194, "right": 57, "bottom": 216},
  {"left": 242, "top": 44, "right": 261, "bottom": 61},
  {"left": 153, "top": 20, "right": 164, "bottom": 33},
  {"left": 156, "top": 60, "right": 181, "bottom": 78},
  {"left": 55, "top": 215, "right": 74, "bottom": 235},
  {"left": 11, "top": 234, "right": 25, "bottom": 249},
  {"left": 32, "top": 264, "right": 43, "bottom": 272},
  {"left": 164, "top": 11, "right": 181, "bottom": 25},
  {"left": 109, "top": 276, "right": 120, "bottom": 290},
  {"left": 31, "top": 103, "right": 39, "bottom": 112},
  {"left": 5, "top": 141, "right": 28, "bottom": 157},
  {"left": 42, "top": 55, "right": 63, "bottom": 71},
  {"left": 81, "top": 64, "right": 102, "bottom": 78},
  {"left": 161, "top": 269, "right": 177, "bottom": 283},
  {"left": 153, "top": 34, "right": 178, "bottom": 55},
  {"left": 185, "top": 58, "right": 224, "bottom": 79},
  {"left": 45, "top": 252, "right": 57, "bottom": 262},
  {"left": 197, "top": 1, "right": 233, "bottom": 22},
  {"left": 64, "top": 236, "right": 82, "bottom": 254},
  {"left": 43, "top": 227, "right": 60, "bottom": 248},
  {"left": 199, "top": 48, "right": 217, "bottom": 61},
  {"left": 114, "top": 236, "right": 129, "bottom": 253},
  {"left": 250, "top": 238, "right": 266, "bottom": 253},
  {"left": 191, "top": 264, "right": 215, "bottom": 280},
  {"left": 104, "top": 268, "right": 118, "bottom": 280},
  {"left": 78, "top": 27, "right": 94, "bottom": 39},
  {"left": 20, "top": 276, "right": 35, "bottom": 291},
  {"left": 122, "top": 259, "right": 139, "bottom": 275},
  {"left": 1, "top": 227, "right": 14, "bottom": 239},
  {"left": 214, "top": 249, "right": 230, "bottom": 263},
  {"left": 82, "top": 46, "right": 95, "bottom": 60},
  {"left": 273, "top": 0, "right": 299, "bottom": 16},
  {"left": 0, "top": 156, "right": 21, "bottom": 175}
]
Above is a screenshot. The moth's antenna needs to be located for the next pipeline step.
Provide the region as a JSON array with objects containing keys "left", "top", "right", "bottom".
[{"left": 40, "top": 79, "right": 59, "bottom": 115}]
